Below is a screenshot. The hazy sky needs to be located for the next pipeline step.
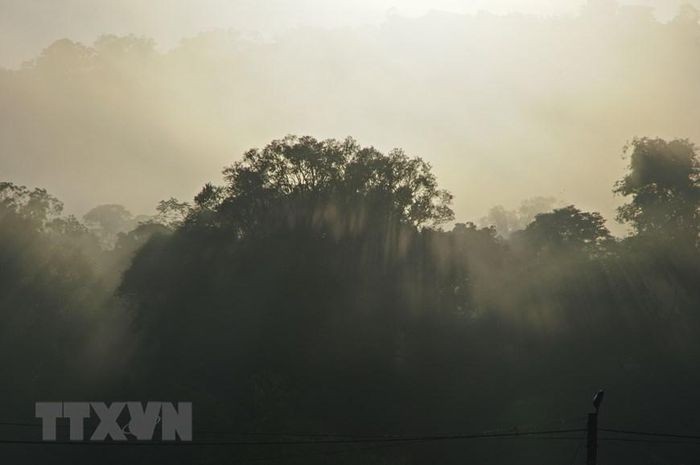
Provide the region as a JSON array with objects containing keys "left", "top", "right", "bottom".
[
  {"left": 0, "top": 0, "right": 694, "bottom": 67},
  {"left": 1, "top": 0, "right": 699, "bottom": 234}
]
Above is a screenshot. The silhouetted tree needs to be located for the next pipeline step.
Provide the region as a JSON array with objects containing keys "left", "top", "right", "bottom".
[
  {"left": 615, "top": 137, "right": 700, "bottom": 244},
  {"left": 207, "top": 136, "right": 453, "bottom": 235},
  {"left": 517, "top": 205, "right": 611, "bottom": 253},
  {"left": 83, "top": 204, "right": 135, "bottom": 247},
  {"left": 155, "top": 197, "right": 191, "bottom": 228},
  {"left": 8, "top": 136, "right": 700, "bottom": 465}
]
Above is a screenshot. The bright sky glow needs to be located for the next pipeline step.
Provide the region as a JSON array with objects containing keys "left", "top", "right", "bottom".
[{"left": 0, "top": 0, "right": 692, "bottom": 68}]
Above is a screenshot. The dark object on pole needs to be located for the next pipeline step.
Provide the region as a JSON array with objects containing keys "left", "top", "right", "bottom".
[
  {"left": 592, "top": 390, "right": 604, "bottom": 411},
  {"left": 587, "top": 390, "right": 604, "bottom": 465}
]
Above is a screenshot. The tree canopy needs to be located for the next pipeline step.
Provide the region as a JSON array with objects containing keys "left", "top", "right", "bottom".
[
  {"left": 190, "top": 136, "right": 454, "bottom": 235},
  {"left": 3, "top": 135, "right": 700, "bottom": 464},
  {"left": 615, "top": 137, "right": 700, "bottom": 243}
]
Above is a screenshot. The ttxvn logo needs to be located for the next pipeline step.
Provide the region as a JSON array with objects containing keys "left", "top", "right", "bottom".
[{"left": 35, "top": 402, "right": 192, "bottom": 441}]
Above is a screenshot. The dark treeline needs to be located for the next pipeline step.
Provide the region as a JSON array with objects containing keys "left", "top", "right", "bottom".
[{"left": 2, "top": 135, "right": 700, "bottom": 463}]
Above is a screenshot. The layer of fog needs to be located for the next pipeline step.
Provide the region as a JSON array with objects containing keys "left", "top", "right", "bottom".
[
  {"left": 2, "top": 2, "right": 700, "bottom": 234},
  {"left": 1, "top": 0, "right": 695, "bottom": 68}
]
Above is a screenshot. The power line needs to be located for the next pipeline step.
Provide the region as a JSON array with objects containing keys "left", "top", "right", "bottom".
[
  {"left": 601, "top": 428, "right": 700, "bottom": 441},
  {"left": 0, "top": 422, "right": 43, "bottom": 428},
  {"left": 245, "top": 441, "right": 413, "bottom": 464},
  {"left": 0, "top": 421, "right": 391, "bottom": 439},
  {"left": 10, "top": 416, "right": 700, "bottom": 451},
  {"left": 0, "top": 428, "right": 585, "bottom": 446},
  {"left": 8, "top": 419, "right": 700, "bottom": 449},
  {"left": 0, "top": 419, "right": 585, "bottom": 440},
  {"left": 246, "top": 436, "right": 586, "bottom": 464},
  {"left": 600, "top": 437, "right": 700, "bottom": 446}
]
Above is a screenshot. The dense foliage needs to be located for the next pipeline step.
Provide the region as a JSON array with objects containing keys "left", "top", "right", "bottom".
[{"left": 3, "top": 136, "right": 700, "bottom": 464}]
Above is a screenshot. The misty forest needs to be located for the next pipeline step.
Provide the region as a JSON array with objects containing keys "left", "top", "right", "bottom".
[{"left": 2, "top": 2, "right": 700, "bottom": 464}]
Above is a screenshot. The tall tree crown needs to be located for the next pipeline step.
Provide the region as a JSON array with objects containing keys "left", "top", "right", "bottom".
[
  {"left": 614, "top": 138, "right": 699, "bottom": 241},
  {"left": 211, "top": 136, "right": 453, "bottom": 232}
]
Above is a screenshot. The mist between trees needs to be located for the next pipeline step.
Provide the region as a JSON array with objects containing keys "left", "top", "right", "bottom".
[
  {"left": 3, "top": 3, "right": 700, "bottom": 228},
  {"left": 1, "top": 134, "right": 699, "bottom": 464}
]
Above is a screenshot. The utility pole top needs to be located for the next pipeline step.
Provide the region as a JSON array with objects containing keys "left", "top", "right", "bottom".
[{"left": 587, "top": 390, "right": 604, "bottom": 465}]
